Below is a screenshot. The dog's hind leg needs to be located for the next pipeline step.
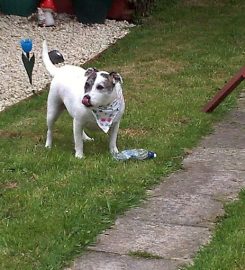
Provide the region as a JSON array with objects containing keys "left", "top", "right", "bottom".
[
  {"left": 45, "top": 99, "right": 64, "bottom": 148},
  {"left": 82, "top": 131, "right": 94, "bottom": 142},
  {"left": 73, "top": 119, "right": 84, "bottom": 158}
]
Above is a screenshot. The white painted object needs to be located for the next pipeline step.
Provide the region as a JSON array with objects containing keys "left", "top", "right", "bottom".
[
  {"left": 43, "top": 9, "right": 55, "bottom": 26},
  {"left": 38, "top": 7, "right": 55, "bottom": 26}
]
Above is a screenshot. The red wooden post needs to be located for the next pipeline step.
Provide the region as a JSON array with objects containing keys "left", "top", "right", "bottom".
[{"left": 203, "top": 66, "right": 245, "bottom": 113}]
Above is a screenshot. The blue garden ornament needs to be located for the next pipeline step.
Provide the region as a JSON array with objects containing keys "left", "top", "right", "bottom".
[{"left": 20, "top": 38, "right": 35, "bottom": 84}]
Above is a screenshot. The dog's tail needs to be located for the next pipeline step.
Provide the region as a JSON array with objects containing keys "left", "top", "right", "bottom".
[{"left": 42, "top": 40, "right": 57, "bottom": 77}]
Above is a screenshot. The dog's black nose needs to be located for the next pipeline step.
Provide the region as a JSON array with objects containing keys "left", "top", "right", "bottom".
[{"left": 82, "top": 95, "right": 92, "bottom": 107}]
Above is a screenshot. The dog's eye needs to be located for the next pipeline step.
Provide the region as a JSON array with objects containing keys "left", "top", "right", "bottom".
[{"left": 97, "top": 85, "right": 104, "bottom": 90}]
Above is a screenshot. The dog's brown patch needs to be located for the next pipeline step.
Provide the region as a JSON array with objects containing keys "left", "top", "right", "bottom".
[
  {"left": 101, "top": 73, "right": 114, "bottom": 92},
  {"left": 100, "top": 73, "right": 109, "bottom": 79},
  {"left": 85, "top": 72, "right": 97, "bottom": 93},
  {"left": 85, "top": 67, "right": 98, "bottom": 77}
]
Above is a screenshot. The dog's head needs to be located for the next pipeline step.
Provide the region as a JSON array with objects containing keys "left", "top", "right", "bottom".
[{"left": 82, "top": 67, "right": 123, "bottom": 108}]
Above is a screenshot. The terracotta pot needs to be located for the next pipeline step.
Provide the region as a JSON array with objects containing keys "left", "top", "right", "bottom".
[
  {"left": 54, "top": 0, "right": 74, "bottom": 14},
  {"left": 107, "top": 0, "right": 133, "bottom": 21}
]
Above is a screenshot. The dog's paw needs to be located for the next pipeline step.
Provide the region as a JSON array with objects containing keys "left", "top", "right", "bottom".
[
  {"left": 75, "top": 152, "right": 84, "bottom": 159},
  {"left": 110, "top": 147, "right": 119, "bottom": 155},
  {"left": 45, "top": 143, "right": 52, "bottom": 148}
]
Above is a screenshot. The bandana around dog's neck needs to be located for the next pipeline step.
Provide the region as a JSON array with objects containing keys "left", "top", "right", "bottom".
[{"left": 91, "top": 98, "right": 122, "bottom": 133}]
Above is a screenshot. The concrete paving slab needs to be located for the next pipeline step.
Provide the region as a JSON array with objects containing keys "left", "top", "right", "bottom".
[
  {"left": 235, "top": 99, "right": 245, "bottom": 113},
  {"left": 183, "top": 148, "right": 245, "bottom": 171},
  {"left": 66, "top": 251, "right": 182, "bottom": 270},
  {"left": 116, "top": 193, "right": 223, "bottom": 228},
  {"left": 200, "top": 125, "right": 245, "bottom": 148},
  {"left": 217, "top": 109, "right": 245, "bottom": 125},
  {"left": 150, "top": 167, "right": 245, "bottom": 200},
  {"left": 89, "top": 221, "right": 211, "bottom": 260}
]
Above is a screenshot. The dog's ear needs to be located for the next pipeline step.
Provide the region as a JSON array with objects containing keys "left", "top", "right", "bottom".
[
  {"left": 85, "top": 67, "right": 98, "bottom": 77},
  {"left": 109, "top": 72, "right": 123, "bottom": 84}
]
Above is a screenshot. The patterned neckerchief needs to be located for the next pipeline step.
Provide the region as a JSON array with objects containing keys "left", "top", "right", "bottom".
[{"left": 91, "top": 97, "right": 122, "bottom": 133}]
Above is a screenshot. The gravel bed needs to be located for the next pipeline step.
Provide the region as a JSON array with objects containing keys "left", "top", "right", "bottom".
[{"left": 0, "top": 13, "right": 134, "bottom": 111}]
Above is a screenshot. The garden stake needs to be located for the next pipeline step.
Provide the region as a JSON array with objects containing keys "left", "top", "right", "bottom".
[
  {"left": 203, "top": 65, "right": 245, "bottom": 113},
  {"left": 20, "top": 39, "right": 35, "bottom": 85}
]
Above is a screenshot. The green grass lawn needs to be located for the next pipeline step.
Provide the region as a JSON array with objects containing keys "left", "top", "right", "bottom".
[
  {"left": 1, "top": 0, "right": 245, "bottom": 269},
  {"left": 184, "top": 191, "right": 245, "bottom": 270}
]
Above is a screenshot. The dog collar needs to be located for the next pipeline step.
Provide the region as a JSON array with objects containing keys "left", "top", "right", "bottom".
[{"left": 91, "top": 98, "right": 122, "bottom": 133}]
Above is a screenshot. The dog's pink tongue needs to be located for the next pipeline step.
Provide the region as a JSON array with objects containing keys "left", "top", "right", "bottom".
[{"left": 82, "top": 96, "right": 91, "bottom": 107}]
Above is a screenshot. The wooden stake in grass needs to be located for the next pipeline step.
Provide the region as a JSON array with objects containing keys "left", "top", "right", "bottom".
[{"left": 203, "top": 65, "right": 245, "bottom": 113}]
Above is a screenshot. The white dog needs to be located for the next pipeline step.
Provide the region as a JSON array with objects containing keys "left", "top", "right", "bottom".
[{"left": 42, "top": 41, "right": 125, "bottom": 158}]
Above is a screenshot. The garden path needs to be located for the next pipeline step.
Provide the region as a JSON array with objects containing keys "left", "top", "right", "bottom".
[{"left": 66, "top": 92, "right": 245, "bottom": 270}]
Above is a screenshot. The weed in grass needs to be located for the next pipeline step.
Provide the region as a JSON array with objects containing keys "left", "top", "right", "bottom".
[{"left": 129, "top": 250, "right": 163, "bottom": 260}]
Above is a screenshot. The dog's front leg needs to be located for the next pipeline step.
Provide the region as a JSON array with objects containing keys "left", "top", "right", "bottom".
[
  {"left": 109, "top": 122, "right": 120, "bottom": 155},
  {"left": 73, "top": 119, "right": 84, "bottom": 159}
]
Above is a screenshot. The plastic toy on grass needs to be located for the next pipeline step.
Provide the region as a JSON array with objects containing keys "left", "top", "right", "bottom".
[
  {"left": 113, "top": 149, "right": 156, "bottom": 161},
  {"left": 20, "top": 38, "right": 35, "bottom": 85}
]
